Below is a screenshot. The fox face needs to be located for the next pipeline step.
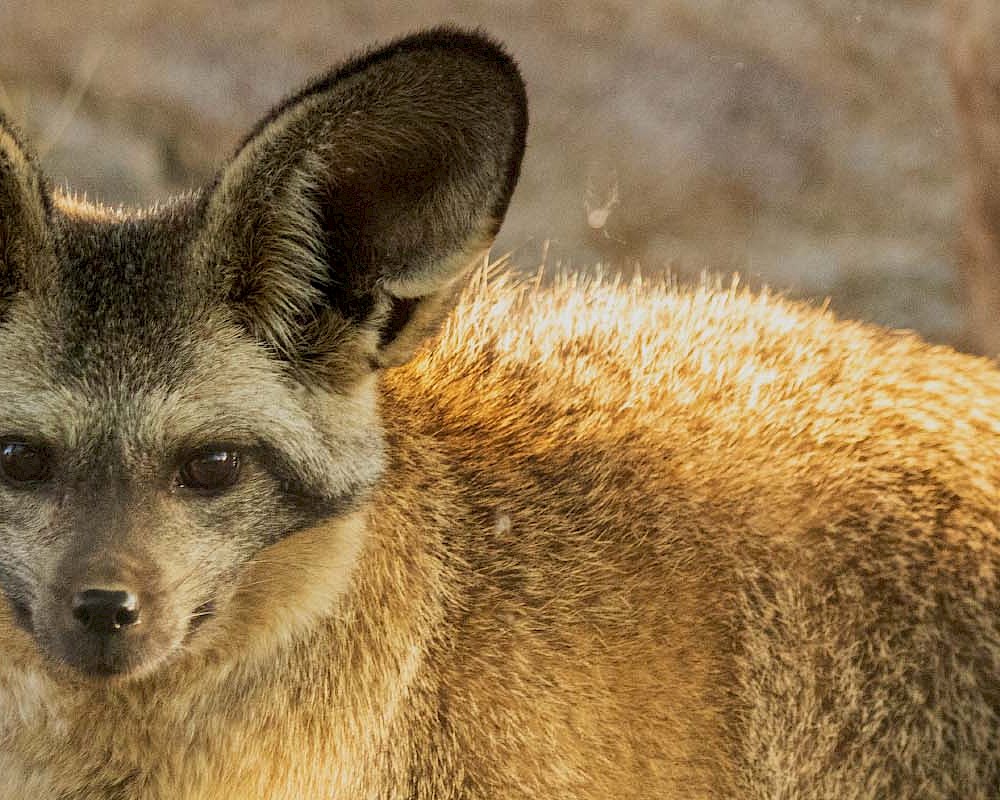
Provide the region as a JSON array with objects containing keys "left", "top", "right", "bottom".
[
  {"left": 0, "top": 226, "right": 382, "bottom": 678},
  {"left": 0, "top": 29, "right": 527, "bottom": 679}
]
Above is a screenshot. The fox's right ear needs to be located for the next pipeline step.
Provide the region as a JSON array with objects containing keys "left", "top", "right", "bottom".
[
  {"left": 0, "top": 114, "right": 51, "bottom": 296},
  {"left": 194, "top": 28, "right": 528, "bottom": 381}
]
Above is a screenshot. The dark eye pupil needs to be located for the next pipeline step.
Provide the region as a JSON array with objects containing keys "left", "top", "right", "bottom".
[
  {"left": 0, "top": 442, "right": 51, "bottom": 484},
  {"left": 180, "top": 451, "right": 240, "bottom": 491}
]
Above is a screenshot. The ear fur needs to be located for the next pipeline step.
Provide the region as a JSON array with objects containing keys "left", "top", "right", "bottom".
[
  {"left": 0, "top": 113, "right": 52, "bottom": 299},
  {"left": 195, "top": 27, "right": 528, "bottom": 377}
]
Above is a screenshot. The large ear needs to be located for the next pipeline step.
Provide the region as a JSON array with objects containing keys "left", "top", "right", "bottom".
[
  {"left": 0, "top": 113, "right": 52, "bottom": 300},
  {"left": 195, "top": 28, "right": 528, "bottom": 377}
]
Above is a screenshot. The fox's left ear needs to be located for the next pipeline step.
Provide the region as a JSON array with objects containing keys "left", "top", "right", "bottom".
[
  {"left": 195, "top": 28, "right": 527, "bottom": 376},
  {"left": 0, "top": 113, "right": 52, "bottom": 298}
]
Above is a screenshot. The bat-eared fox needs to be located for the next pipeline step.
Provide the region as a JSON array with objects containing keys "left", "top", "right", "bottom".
[{"left": 0, "top": 27, "right": 996, "bottom": 800}]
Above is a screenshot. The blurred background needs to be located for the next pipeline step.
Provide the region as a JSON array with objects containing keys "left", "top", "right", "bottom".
[{"left": 0, "top": 0, "right": 995, "bottom": 355}]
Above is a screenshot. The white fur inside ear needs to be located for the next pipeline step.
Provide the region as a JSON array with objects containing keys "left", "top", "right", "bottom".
[
  {"left": 207, "top": 144, "right": 333, "bottom": 359},
  {"left": 380, "top": 240, "right": 494, "bottom": 299}
]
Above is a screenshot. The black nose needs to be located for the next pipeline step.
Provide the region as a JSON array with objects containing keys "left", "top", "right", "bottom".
[{"left": 71, "top": 589, "right": 140, "bottom": 635}]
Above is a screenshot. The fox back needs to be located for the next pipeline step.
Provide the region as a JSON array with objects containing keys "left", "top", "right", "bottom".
[{"left": 0, "top": 28, "right": 996, "bottom": 800}]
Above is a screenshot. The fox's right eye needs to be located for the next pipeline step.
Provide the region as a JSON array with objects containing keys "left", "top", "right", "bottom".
[
  {"left": 0, "top": 442, "right": 52, "bottom": 486},
  {"left": 177, "top": 449, "right": 241, "bottom": 494}
]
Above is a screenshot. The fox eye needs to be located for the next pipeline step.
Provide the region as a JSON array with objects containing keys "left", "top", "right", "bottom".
[
  {"left": 178, "top": 450, "right": 241, "bottom": 493},
  {"left": 0, "top": 442, "right": 53, "bottom": 486}
]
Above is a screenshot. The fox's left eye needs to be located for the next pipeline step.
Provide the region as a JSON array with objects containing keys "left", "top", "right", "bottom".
[{"left": 178, "top": 450, "right": 241, "bottom": 493}]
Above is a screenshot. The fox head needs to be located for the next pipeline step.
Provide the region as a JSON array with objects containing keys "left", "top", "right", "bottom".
[{"left": 0, "top": 29, "right": 527, "bottom": 679}]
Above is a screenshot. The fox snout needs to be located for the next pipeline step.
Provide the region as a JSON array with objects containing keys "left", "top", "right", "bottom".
[
  {"left": 32, "top": 556, "right": 201, "bottom": 679},
  {"left": 57, "top": 585, "right": 146, "bottom": 677}
]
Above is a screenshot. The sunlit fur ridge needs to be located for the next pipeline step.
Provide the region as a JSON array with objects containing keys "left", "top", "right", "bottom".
[{"left": 428, "top": 268, "right": 1000, "bottom": 524}]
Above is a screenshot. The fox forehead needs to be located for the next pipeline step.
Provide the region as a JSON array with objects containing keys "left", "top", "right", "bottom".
[
  {"left": 42, "top": 196, "right": 210, "bottom": 381},
  {"left": 0, "top": 359, "right": 294, "bottom": 450},
  {"left": 1, "top": 201, "right": 207, "bottom": 409},
  {"left": 0, "top": 199, "right": 366, "bottom": 480}
]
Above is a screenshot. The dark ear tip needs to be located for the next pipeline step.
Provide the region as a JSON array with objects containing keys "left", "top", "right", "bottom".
[
  {"left": 376, "top": 25, "right": 526, "bottom": 85},
  {"left": 323, "top": 25, "right": 530, "bottom": 227},
  {"left": 237, "top": 25, "right": 528, "bottom": 163},
  {"left": 391, "top": 26, "right": 528, "bottom": 223},
  {"left": 358, "top": 25, "right": 529, "bottom": 151},
  {"left": 394, "top": 25, "right": 528, "bottom": 97}
]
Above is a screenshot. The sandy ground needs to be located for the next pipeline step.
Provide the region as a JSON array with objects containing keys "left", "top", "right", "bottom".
[{"left": 0, "top": 1, "right": 971, "bottom": 347}]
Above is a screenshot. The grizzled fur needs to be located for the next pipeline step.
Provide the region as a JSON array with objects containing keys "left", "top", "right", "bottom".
[{"left": 0, "top": 27, "right": 997, "bottom": 800}]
